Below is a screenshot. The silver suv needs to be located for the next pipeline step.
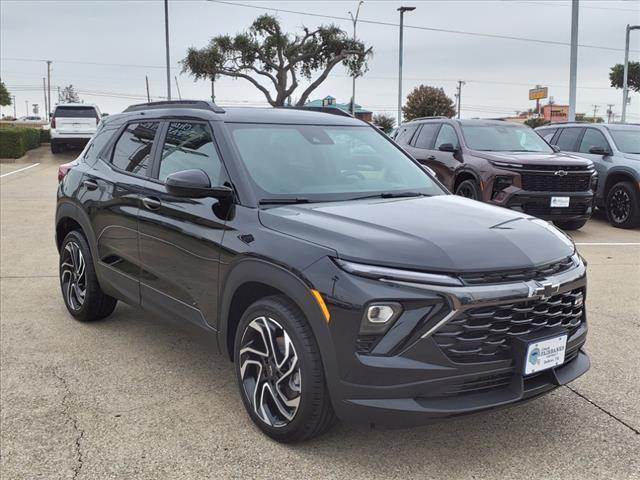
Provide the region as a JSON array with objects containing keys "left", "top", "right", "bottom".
[{"left": 536, "top": 123, "right": 640, "bottom": 228}]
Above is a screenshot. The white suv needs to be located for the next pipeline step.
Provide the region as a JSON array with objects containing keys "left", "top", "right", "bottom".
[{"left": 50, "top": 104, "right": 102, "bottom": 153}]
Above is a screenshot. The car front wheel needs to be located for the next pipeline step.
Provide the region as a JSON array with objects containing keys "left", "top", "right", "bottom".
[
  {"left": 455, "top": 179, "right": 481, "bottom": 200},
  {"left": 234, "top": 295, "right": 335, "bottom": 443},
  {"left": 605, "top": 181, "right": 640, "bottom": 229}
]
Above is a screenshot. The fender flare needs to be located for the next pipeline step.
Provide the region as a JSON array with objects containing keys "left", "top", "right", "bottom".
[
  {"left": 55, "top": 200, "right": 98, "bottom": 261},
  {"left": 453, "top": 168, "right": 482, "bottom": 191}
]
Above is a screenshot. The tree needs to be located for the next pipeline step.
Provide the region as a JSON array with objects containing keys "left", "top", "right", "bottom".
[
  {"left": 60, "top": 85, "right": 80, "bottom": 103},
  {"left": 610, "top": 62, "right": 640, "bottom": 92},
  {"left": 0, "top": 80, "right": 11, "bottom": 107},
  {"left": 402, "top": 85, "right": 455, "bottom": 121},
  {"left": 524, "top": 118, "right": 549, "bottom": 129},
  {"left": 373, "top": 114, "right": 395, "bottom": 133},
  {"left": 182, "top": 14, "right": 372, "bottom": 107}
]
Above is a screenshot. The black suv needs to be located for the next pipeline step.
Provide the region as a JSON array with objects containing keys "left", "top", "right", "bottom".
[{"left": 56, "top": 101, "right": 589, "bottom": 442}]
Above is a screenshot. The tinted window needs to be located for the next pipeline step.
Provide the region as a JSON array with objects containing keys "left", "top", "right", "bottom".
[
  {"left": 111, "top": 122, "right": 159, "bottom": 176},
  {"left": 394, "top": 124, "right": 418, "bottom": 145},
  {"left": 159, "top": 122, "right": 224, "bottom": 185},
  {"left": 413, "top": 124, "right": 439, "bottom": 149},
  {"left": 54, "top": 106, "right": 98, "bottom": 118},
  {"left": 609, "top": 128, "right": 640, "bottom": 154},
  {"left": 462, "top": 124, "right": 551, "bottom": 152},
  {"left": 538, "top": 128, "right": 557, "bottom": 142},
  {"left": 434, "top": 124, "right": 459, "bottom": 149},
  {"left": 555, "top": 128, "right": 582, "bottom": 151},
  {"left": 229, "top": 124, "right": 444, "bottom": 200},
  {"left": 83, "top": 125, "right": 118, "bottom": 164},
  {"left": 579, "top": 129, "right": 609, "bottom": 153}
]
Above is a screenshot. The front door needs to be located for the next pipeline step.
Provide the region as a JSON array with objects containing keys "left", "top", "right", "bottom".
[
  {"left": 429, "top": 124, "right": 461, "bottom": 191},
  {"left": 137, "top": 120, "right": 230, "bottom": 330}
]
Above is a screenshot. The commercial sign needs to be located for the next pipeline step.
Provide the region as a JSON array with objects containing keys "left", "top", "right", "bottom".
[{"left": 529, "top": 87, "right": 548, "bottom": 101}]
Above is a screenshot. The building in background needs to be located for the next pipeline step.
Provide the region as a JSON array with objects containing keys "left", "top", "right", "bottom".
[
  {"left": 542, "top": 103, "right": 570, "bottom": 122},
  {"left": 302, "top": 95, "right": 373, "bottom": 122}
]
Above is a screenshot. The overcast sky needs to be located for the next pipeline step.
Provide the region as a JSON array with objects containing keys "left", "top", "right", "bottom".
[{"left": 1, "top": 0, "right": 639, "bottom": 122}]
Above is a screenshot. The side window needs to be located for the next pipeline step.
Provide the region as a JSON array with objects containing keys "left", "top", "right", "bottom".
[
  {"left": 159, "top": 122, "right": 224, "bottom": 185},
  {"left": 434, "top": 124, "right": 459, "bottom": 149},
  {"left": 579, "top": 129, "right": 609, "bottom": 153},
  {"left": 413, "top": 124, "right": 440, "bottom": 149},
  {"left": 538, "top": 128, "right": 557, "bottom": 143},
  {"left": 111, "top": 122, "right": 160, "bottom": 176},
  {"left": 555, "top": 128, "right": 583, "bottom": 151},
  {"left": 394, "top": 125, "right": 418, "bottom": 145}
]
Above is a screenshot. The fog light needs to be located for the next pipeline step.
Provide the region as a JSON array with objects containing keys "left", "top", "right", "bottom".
[
  {"left": 367, "top": 305, "right": 398, "bottom": 323},
  {"left": 360, "top": 302, "right": 402, "bottom": 336}
]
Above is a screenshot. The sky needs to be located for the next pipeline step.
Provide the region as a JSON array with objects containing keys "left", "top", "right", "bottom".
[{"left": 1, "top": 0, "right": 639, "bottom": 122}]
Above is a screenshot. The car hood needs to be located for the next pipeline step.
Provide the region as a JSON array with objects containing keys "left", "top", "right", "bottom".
[
  {"left": 259, "top": 195, "right": 575, "bottom": 273},
  {"left": 471, "top": 150, "right": 592, "bottom": 167}
]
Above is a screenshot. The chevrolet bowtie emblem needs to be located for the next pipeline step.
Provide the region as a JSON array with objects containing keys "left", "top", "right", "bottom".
[
  {"left": 533, "top": 281, "right": 560, "bottom": 300},
  {"left": 554, "top": 170, "right": 568, "bottom": 177}
]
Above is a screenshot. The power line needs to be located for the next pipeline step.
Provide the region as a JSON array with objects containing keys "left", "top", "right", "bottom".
[{"left": 208, "top": 0, "right": 638, "bottom": 53}]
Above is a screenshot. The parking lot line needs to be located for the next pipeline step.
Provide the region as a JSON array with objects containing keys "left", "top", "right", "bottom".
[
  {"left": 575, "top": 242, "right": 640, "bottom": 246},
  {"left": 0, "top": 163, "right": 40, "bottom": 178}
]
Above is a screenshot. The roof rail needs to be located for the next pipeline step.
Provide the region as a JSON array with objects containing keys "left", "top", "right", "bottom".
[
  {"left": 285, "top": 106, "right": 355, "bottom": 118},
  {"left": 539, "top": 121, "right": 589, "bottom": 125},
  {"left": 123, "top": 100, "right": 225, "bottom": 114},
  {"left": 408, "top": 116, "right": 450, "bottom": 121}
]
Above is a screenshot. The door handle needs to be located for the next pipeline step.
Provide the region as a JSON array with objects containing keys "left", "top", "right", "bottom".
[
  {"left": 141, "top": 196, "right": 161, "bottom": 210},
  {"left": 82, "top": 179, "right": 98, "bottom": 191}
]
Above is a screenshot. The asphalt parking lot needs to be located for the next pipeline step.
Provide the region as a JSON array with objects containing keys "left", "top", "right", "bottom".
[{"left": 1, "top": 147, "right": 639, "bottom": 480}]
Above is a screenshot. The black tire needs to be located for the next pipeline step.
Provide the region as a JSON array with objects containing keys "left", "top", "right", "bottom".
[
  {"left": 605, "top": 181, "right": 640, "bottom": 229},
  {"left": 51, "top": 142, "right": 63, "bottom": 154},
  {"left": 233, "top": 295, "right": 336, "bottom": 443},
  {"left": 455, "top": 179, "right": 481, "bottom": 200},
  {"left": 553, "top": 219, "right": 588, "bottom": 231},
  {"left": 59, "top": 230, "right": 117, "bottom": 322}
]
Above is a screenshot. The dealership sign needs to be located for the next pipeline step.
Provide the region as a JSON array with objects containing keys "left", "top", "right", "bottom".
[{"left": 529, "top": 87, "right": 548, "bottom": 100}]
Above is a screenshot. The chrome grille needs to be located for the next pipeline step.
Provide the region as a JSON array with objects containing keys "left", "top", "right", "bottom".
[
  {"left": 460, "top": 257, "right": 574, "bottom": 285},
  {"left": 433, "top": 288, "right": 585, "bottom": 363}
]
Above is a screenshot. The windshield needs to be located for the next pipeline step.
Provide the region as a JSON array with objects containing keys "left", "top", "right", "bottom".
[
  {"left": 462, "top": 124, "right": 553, "bottom": 152},
  {"left": 609, "top": 128, "right": 640, "bottom": 154},
  {"left": 228, "top": 123, "right": 445, "bottom": 201}
]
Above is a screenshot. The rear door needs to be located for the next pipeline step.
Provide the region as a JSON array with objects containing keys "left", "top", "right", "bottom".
[
  {"left": 554, "top": 127, "right": 584, "bottom": 152},
  {"left": 137, "top": 120, "right": 230, "bottom": 330},
  {"left": 54, "top": 106, "right": 100, "bottom": 135},
  {"left": 404, "top": 122, "right": 440, "bottom": 169}
]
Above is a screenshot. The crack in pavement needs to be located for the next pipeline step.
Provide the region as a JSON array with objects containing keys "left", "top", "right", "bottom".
[
  {"left": 565, "top": 385, "right": 640, "bottom": 436},
  {"left": 52, "top": 367, "right": 85, "bottom": 480}
]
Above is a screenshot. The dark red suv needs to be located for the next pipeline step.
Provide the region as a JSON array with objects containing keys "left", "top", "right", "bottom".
[{"left": 394, "top": 118, "right": 597, "bottom": 230}]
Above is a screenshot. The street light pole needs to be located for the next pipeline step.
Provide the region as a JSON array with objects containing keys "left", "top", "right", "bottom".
[
  {"left": 568, "top": 0, "right": 579, "bottom": 122},
  {"left": 622, "top": 24, "right": 640, "bottom": 123},
  {"left": 349, "top": 1, "right": 364, "bottom": 116},
  {"left": 164, "top": 0, "right": 172, "bottom": 100},
  {"left": 397, "top": 6, "right": 415, "bottom": 125}
]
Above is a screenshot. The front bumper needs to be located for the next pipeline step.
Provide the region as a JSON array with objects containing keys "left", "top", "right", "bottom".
[
  {"left": 494, "top": 190, "right": 593, "bottom": 222},
  {"left": 305, "top": 256, "right": 589, "bottom": 428}
]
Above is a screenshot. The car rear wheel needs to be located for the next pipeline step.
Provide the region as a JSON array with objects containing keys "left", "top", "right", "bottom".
[
  {"left": 605, "top": 181, "right": 640, "bottom": 229},
  {"left": 51, "top": 142, "right": 63, "bottom": 154},
  {"left": 553, "top": 219, "right": 588, "bottom": 231},
  {"left": 455, "top": 179, "right": 481, "bottom": 200},
  {"left": 234, "top": 295, "right": 335, "bottom": 443},
  {"left": 59, "top": 230, "right": 117, "bottom": 321}
]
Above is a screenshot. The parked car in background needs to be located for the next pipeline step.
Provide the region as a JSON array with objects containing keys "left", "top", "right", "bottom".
[
  {"left": 50, "top": 103, "right": 102, "bottom": 153},
  {"left": 55, "top": 101, "right": 589, "bottom": 442},
  {"left": 15, "top": 115, "right": 44, "bottom": 123},
  {"left": 395, "top": 118, "right": 597, "bottom": 230},
  {"left": 536, "top": 123, "right": 640, "bottom": 229}
]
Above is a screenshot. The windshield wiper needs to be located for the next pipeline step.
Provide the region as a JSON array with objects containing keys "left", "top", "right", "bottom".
[
  {"left": 350, "top": 192, "right": 427, "bottom": 201},
  {"left": 258, "top": 197, "right": 311, "bottom": 205}
]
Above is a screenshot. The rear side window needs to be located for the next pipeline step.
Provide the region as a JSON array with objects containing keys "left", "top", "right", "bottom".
[
  {"left": 579, "top": 129, "right": 609, "bottom": 153},
  {"left": 413, "top": 124, "right": 439, "bottom": 149},
  {"left": 555, "top": 128, "right": 582, "bottom": 151},
  {"left": 54, "top": 106, "right": 98, "bottom": 118},
  {"left": 111, "top": 122, "right": 160, "bottom": 176},
  {"left": 158, "top": 122, "right": 224, "bottom": 185},
  {"left": 538, "top": 128, "right": 557, "bottom": 142},
  {"left": 394, "top": 124, "right": 418, "bottom": 145},
  {"left": 434, "top": 124, "right": 459, "bottom": 149},
  {"left": 84, "top": 125, "right": 118, "bottom": 164}
]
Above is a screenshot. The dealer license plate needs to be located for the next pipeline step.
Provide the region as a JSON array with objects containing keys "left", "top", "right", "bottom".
[
  {"left": 550, "top": 196, "right": 570, "bottom": 207},
  {"left": 524, "top": 334, "right": 567, "bottom": 375}
]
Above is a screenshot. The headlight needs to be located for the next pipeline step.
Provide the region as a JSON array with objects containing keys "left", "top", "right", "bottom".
[{"left": 334, "top": 258, "right": 462, "bottom": 286}]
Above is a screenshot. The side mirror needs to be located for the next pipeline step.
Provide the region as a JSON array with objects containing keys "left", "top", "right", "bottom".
[
  {"left": 165, "top": 169, "right": 233, "bottom": 199},
  {"left": 102, "top": 113, "right": 109, "bottom": 117},
  {"left": 551, "top": 145, "right": 561, "bottom": 153},
  {"left": 438, "top": 143, "right": 457, "bottom": 153},
  {"left": 589, "top": 146, "right": 610, "bottom": 156}
]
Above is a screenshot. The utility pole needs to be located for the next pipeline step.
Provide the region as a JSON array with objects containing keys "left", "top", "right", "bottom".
[
  {"left": 46, "top": 60, "right": 52, "bottom": 117},
  {"left": 174, "top": 76, "right": 182, "bottom": 100},
  {"left": 455, "top": 80, "right": 465, "bottom": 119},
  {"left": 12, "top": 95, "right": 16, "bottom": 118},
  {"left": 164, "top": 0, "right": 172, "bottom": 100},
  {"left": 145, "top": 76, "right": 151, "bottom": 103},
  {"left": 568, "top": 0, "right": 579, "bottom": 122},
  {"left": 397, "top": 6, "right": 416, "bottom": 125},
  {"left": 42, "top": 77, "right": 48, "bottom": 121},
  {"left": 211, "top": 77, "right": 215, "bottom": 102},
  {"left": 592, "top": 104, "right": 599, "bottom": 120},
  {"left": 25, "top": 100, "right": 28, "bottom": 116},
  {"left": 622, "top": 24, "right": 640, "bottom": 123},
  {"left": 349, "top": 1, "right": 364, "bottom": 116},
  {"left": 606, "top": 103, "right": 614, "bottom": 123}
]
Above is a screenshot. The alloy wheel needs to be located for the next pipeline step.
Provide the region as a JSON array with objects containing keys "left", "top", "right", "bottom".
[
  {"left": 609, "top": 187, "right": 631, "bottom": 224},
  {"left": 239, "top": 316, "right": 301, "bottom": 428},
  {"left": 60, "top": 241, "right": 87, "bottom": 311},
  {"left": 457, "top": 184, "right": 477, "bottom": 199}
]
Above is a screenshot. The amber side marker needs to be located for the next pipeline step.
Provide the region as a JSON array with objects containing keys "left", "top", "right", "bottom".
[{"left": 310, "top": 289, "right": 331, "bottom": 322}]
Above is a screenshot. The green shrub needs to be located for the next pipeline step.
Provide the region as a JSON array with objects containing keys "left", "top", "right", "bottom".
[
  {"left": 0, "top": 128, "right": 43, "bottom": 158},
  {"left": 40, "top": 128, "right": 51, "bottom": 143}
]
